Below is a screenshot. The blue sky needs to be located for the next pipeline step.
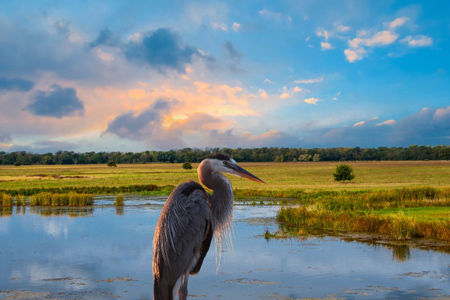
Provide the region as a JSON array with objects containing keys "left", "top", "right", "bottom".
[{"left": 0, "top": 0, "right": 449, "bottom": 153}]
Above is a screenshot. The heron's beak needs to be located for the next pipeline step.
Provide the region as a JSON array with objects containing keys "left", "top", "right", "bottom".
[{"left": 230, "top": 164, "right": 265, "bottom": 184}]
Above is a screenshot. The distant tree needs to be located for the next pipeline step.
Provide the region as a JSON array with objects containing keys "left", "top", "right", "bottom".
[
  {"left": 182, "top": 162, "right": 193, "bottom": 170},
  {"left": 333, "top": 164, "right": 355, "bottom": 182},
  {"left": 107, "top": 160, "right": 117, "bottom": 167},
  {"left": 274, "top": 155, "right": 284, "bottom": 162},
  {"left": 14, "top": 162, "right": 22, "bottom": 167},
  {"left": 299, "top": 154, "right": 312, "bottom": 162},
  {"left": 313, "top": 154, "right": 320, "bottom": 162}
]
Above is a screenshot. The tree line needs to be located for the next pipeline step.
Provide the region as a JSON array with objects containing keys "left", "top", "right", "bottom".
[{"left": 1, "top": 145, "right": 450, "bottom": 166}]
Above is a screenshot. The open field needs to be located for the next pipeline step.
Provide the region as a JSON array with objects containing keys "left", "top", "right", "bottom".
[{"left": 1, "top": 160, "right": 450, "bottom": 193}]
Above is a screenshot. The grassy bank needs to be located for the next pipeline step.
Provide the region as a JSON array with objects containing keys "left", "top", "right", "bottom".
[{"left": 277, "top": 187, "right": 450, "bottom": 241}]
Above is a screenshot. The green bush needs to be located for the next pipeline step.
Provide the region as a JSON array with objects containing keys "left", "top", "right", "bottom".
[
  {"left": 182, "top": 162, "right": 192, "bottom": 170},
  {"left": 333, "top": 164, "right": 355, "bottom": 182},
  {"left": 107, "top": 160, "right": 117, "bottom": 167}
]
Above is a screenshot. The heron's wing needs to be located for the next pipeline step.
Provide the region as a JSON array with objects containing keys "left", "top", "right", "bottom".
[{"left": 153, "top": 181, "right": 212, "bottom": 296}]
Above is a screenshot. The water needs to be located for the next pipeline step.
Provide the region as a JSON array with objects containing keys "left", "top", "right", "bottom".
[{"left": 1, "top": 196, "right": 449, "bottom": 299}]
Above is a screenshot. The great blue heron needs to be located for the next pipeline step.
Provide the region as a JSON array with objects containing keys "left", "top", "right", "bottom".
[{"left": 153, "top": 154, "right": 264, "bottom": 300}]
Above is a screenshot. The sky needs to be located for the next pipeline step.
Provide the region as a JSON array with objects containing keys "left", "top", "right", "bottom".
[{"left": 0, "top": 0, "right": 449, "bottom": 153}]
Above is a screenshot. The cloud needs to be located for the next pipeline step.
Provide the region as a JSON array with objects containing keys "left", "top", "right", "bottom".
[
  {"left": 316, "top": 29, "right": 330, "bottom": 41},
  {"left": 0, "top": 132, "right": 12, "bottom": 144},
  {"left": 211, "top": 22, "right": 227, "bottom": 31},
  {"left": 103, "top": 99, "right": 172, "bottom": 141},
  {"left": 222, "top": 41, "right": 243, "bottom": 73},
  {"left": 124, "top": 28, "right": 203, "bottom": 73},
  {"left": 88, "top": 28, "right": 120, "bottom": 49},
  {"left": 386, "top": 17, "right": 408, "bottom": 29},
  {"left": 259, "top": 9, "right": 282, "bottom": 21},
  {"left": 9, "top": 139, "right": 82, "bottom": 153},
  {"left": 0, "top": 77, "right": 35, "bottom": 92},
  {"left": 345, "top": 30, "right": 399, "bottom": 62},
  {"left": 205, "top": 129, "right": 301, "bottom": 148},
  {"left": 294, "top": 77, "right": 323, "bottom": 84},
  {"left": 232, "top": 22, "right": 241, "bottom": 32},
  {"left": 304, "top": 97, "right": 319, "bottom": 105},
  {"left": 24, "top": 84, "right": 84, "bottom": 118},
  {"left": 377, "top": 120, "right": 396, "bottom": 126},
  {"left": 312, "top": 107, "right": 450, "bottom": 147},
  {"left": 321, "top": 42, "right": 333, "bottom": 50},
  {"left": 400, "top": 35, "right": 433, "bottom": 47}
]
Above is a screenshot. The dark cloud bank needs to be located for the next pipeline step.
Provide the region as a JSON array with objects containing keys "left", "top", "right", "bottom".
[
  {"left": 24, "top": 84, "right": 84, "bottom": 118},
  {"left": 89, "top": 27, "right": 210, "bottom": 74}
]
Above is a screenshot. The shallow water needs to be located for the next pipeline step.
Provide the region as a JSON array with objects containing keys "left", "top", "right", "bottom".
[{"left": 1, "top": 196, "right": 449, "bottom": 300}]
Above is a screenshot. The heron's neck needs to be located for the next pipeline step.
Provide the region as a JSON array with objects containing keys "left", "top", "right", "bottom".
[{"left": 201, "top": 172, "right": 234, "bottom": 232}]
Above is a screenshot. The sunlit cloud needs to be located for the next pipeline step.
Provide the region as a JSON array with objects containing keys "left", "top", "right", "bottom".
[
  {"left": 386, "top": 17, "right": 408, "bottom": 29},
  {"left": 400, "top": 35, "right": 433, "bottom": 47},
  {"left": 321, "top": 42, "right": 333, "bottom": 50},
  {"left": 304, "top": 97, "right": 319, "bottom": 105},
  {"left": 377, "top": 119, "right": 396, "bottom": 126}
]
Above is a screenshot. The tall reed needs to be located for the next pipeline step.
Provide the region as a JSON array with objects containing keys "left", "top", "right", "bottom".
[{"left": 29, "top": 192, "right": 93, "bottom": 207}]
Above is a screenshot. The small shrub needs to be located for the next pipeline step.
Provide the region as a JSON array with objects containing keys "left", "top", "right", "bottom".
[
  {"left": 115, "top": 194, "right": 124, "bottom": 206},
  {"left": 333, "top": 164, "right": 355, "bottom": 182},
  {"left": 182, "top": 162, "right": 192, "bottom": 170},
  {"left": 107, "top": 160, "right": 117, "bottom": 167}
]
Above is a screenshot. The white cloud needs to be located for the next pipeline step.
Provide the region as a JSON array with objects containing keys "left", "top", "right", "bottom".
[
  {"left": 386, "top": 17, "right": 408, "bottom": 29},
  {"left": 316, "top": 29, "right": 330, "bottom": 41},
  {"left": 321, "top": 42, "right": 333, "bottom": 50},
  {"left": 263, "top": 78, "right": 272, "bottom": 84},
  {"left": 304, "top": 97, "right": 319, "bottom": 105},
  {"left": 400, "top": 35, "right": 433, "bottom": 47},
  {"left": 294, "top": 77, "right": 323, "bottom": 84},
  {"left": 259, "top": 9, "right": 282, "bottom": 21},
  {"left": 354, "top": 121, "right": 365, "bottom": 126},
  {"left": 345, "top": 30, "right": 398, "bottom": 62},
  {"left": 336, "top": 25, "right": 351, "bottom": 32},
  {"left": 211, "top": 22, "right": 228, "bottom": 31},
  {"left": 232, "top": 22, "right": 241, "bottom": 32}
]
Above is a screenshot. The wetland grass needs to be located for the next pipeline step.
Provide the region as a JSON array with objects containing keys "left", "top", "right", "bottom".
[
  {"left": 277, "top": 187, "right": 450, "bottom": 241},
  {"left": 114, "top": 194, "right": 124, "bottom": 206},
  {"left": 29, "top": 192, "right": 93, "bottom": 207}
]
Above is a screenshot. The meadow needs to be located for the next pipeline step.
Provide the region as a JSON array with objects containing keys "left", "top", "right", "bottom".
[
  {"left": 1, "top": 161, "right": 449, "bottom": 241},
  {"left": 1, "top": 160, "right": 450, "bottom": 193}
]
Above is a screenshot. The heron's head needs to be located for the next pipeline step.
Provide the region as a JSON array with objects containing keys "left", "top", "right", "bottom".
[{"left": 200, "top": 154, "right": 265, "bottom": 184}]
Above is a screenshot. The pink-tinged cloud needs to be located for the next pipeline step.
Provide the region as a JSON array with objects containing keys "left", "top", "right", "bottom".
[
  {"left": 400, "top": 35, "right": 433, "bottom": 47},
  {"left": 387, "top": 17, "right": 408, "bottom": 29},
  {"left": 377, "top": 120, "right": 396, "bottom": 126},
  {"left": 304, "top": 97, "right": 319, "bottom": 105}
]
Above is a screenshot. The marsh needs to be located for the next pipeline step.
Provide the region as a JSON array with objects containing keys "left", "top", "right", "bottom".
[{"left": 1, "top": 195, "right": 449, "bottom": 299}]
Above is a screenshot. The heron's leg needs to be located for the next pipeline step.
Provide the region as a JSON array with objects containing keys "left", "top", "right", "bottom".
[{"left": 178, "top": 273, "right": 189, "bottom": 300}]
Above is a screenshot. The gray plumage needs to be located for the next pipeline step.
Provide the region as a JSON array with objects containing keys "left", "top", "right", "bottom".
[{"left": 153, "top": 154, "right": 264, "bottom": 300}]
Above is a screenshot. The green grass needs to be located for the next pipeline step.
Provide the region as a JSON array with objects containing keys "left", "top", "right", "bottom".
[
  {"left": 276, "top": 187, "right": 450, "bottom": 241},
  {"left": 373, "top": 207, "right": 450, "bottom": 222},
  {"left": 1, "top": 161, "right": 450, "bottom": 194},
  {"left": 1, "top": 161, "right": 450, "bottom": 241}
]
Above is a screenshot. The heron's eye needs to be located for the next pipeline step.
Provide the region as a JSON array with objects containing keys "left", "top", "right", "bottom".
[{"left": 223, "top": 161, "right": 228, "bottom": 166}]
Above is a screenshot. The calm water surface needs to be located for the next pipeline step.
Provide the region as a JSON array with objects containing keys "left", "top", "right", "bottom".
[{"left": 1, "top": 196, "right": 449, "bottom": 299}]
